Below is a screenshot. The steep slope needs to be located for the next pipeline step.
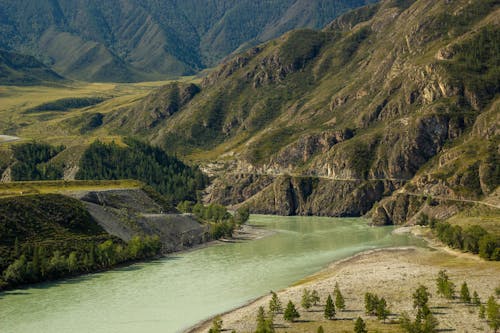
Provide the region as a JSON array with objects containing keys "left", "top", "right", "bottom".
[
  {"left": 113, "top": 0, "right": 499, "bottom": 218},
  {"left": 0, "top": 0, "right": 375, "bottom": 82},
  {"left": 0, "top": 49, "right": 64, "bottom": 85}
]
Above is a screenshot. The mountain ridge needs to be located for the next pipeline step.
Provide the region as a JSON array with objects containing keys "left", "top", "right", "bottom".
[
  {"left": 0, "top": 0, "right": 376, "bottom": 82},
  {"left": 108, "top": 0, "right": 499, "bottom": 222}
]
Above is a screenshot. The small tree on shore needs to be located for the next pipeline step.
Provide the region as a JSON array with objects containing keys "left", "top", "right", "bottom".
[
  {"left": 486, "top": 296, "right": 500, "bottom": 332},
  {"left": 284, "top": 300, "right": 300, "bottom": 322},
  {"left": 334, "top": 282, "right": 346, "bottom": 311},
  {"left": 473, "top": 291, "right": 481, "bottom": 306},
  {"left": 324, "top": 294, "right": 336, "bottom": 320},
  {"left": 354, "top": 317, "right": 368, "bottom": 333},
  {"left": 269, "top": 291, "right": 282, "bottom": 314},
  {"left": 255, "top": 306, "right": 274, "bottom": 333},
  {"left": 317, "top": 325, "right": 324, "bottom": 333},
  {"left": 301, "top": 289, "right": 312, "bottom": 311},
  {"left": 460, "top": 282, "right": 471, "bottom": 303},
  {"left": 413, "top": 285, "right": 432, "bottom": 321},
  {"left": 208, "top": 316, "right": 223, "bottom": 333},
  {"left": 479, "top": 304, "right": 486, "bottom": 319},
  {"left": 377, "top": 297, "right": 390, "bottom": 322},
  {"left": 311, "top": 290, "right": 320, "bottom": 306},
  {"left": 436, "top": 270, "right": 455, "bottom": 299}
]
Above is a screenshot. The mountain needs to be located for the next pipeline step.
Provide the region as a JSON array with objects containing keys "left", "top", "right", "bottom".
[
  {"left": 0, "top": 0, "right": 375, "bottom": 82},
  {"left": 0, "top": 49, "right": 64, "bottom": 85},
  {"left": 109, "top": 0, "right": 499, "bottom": 222}
]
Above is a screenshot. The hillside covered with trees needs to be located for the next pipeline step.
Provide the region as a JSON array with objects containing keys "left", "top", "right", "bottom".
[{"left": 76, "top": 139, "right": 208, "bottom": 203}]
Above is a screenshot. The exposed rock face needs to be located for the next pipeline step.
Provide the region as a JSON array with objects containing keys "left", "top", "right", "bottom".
[
  {"left": 73, "top": 189, "right": 210, "bottom": 253},
  {"left": 113, "top": 0, "right": 498, "bottom": 222}
]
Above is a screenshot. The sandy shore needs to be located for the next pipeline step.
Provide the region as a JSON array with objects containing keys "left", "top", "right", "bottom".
[{"left": 188, "top": 230, "right": 500, "bottom": 333}]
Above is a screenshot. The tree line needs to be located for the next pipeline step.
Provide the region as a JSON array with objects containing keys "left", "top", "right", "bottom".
[
  {"left": 418, "top": 214, "right": 500, "bottom": 260},
  {"left": 1, "top": 236, "right": 161, "bottom": 290},
  {"left": 177, "top": 202, "right": 250, "bottom": 239}
]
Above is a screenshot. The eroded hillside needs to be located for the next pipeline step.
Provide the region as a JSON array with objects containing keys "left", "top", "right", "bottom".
[{"left": 110, "top": 0, "right": 499, "bottom": 221}]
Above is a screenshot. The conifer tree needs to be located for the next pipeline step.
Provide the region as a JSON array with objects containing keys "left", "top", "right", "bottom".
[
  {"left": 301, "top": 289, "right": 312, "bottom": 311},
  {"left": 269, "top": 291, "right": 282, "bottom": 314},
  {"left": 413, "top": 285, "right": 431, "bottom": 321},
  {"left": 460, "top": 282, "right": 471, "bottom": 303},
  {"left": 376, "top": 297, "right": 389, "bottom": 322},
  {"left": 486, "top": 296, "right": 500, "bottom": 332},
  {"left": 334, "top": 284, "right": 346, "bottom": 311},
  {"left": 317, "top": 325, "right": 324, "bottom": 333},
  {"left": 284, "top": 301, "right": 300, "bottom": 322},
  {"left": 479, "top": 304, "right": 486, "bottom": 319},
  {"left": 436, "top": 270, "right": 455, "bottom": 299},
  {"left": 324, "top": 294, "right": 336, "bottom": 320},
  {"left": 473, "top": 291, "right": 481, "bottom": 306},
  {"left": 311, "top": 290, "right": 320, "bottom": 306},
  {"left": 354, "top": 317, "right": 367, "bottom": 333}
]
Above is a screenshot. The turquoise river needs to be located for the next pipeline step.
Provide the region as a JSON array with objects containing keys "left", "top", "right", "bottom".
[{"left": 0, "top": 215, "right": 423, "bottom": 333}]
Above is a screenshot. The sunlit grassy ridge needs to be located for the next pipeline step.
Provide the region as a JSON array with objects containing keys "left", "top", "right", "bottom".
[{"left": 0, "top": 180, "right": 143, "bottom": 198}]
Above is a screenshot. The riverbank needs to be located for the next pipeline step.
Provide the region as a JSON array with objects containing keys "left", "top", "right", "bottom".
[{"left": 189, "top": 237, "right": 500, "bottom": 332}]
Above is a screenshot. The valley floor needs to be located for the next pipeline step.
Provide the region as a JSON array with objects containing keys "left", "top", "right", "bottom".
[{"left": 189, "top": 231, "right": 500, "bottom": 333}]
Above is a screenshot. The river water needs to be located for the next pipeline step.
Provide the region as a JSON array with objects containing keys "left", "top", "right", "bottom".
[{"left": 0, "top": 215, "right": 422, "bottom": 333}]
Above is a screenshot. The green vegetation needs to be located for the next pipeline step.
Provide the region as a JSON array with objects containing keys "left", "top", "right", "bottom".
[
  {"left": 301, "top": 289, "right": 313, "bottom": 311},
  {"left": 255, "top": 306, "right": 275, "bottom": 333},
  {"left": 419, "top": 214, "right": 500, "bottom": 261},
  {"left": 76, "top": 139, "right": 208, "bottom": 203},
  {"left": 486, "top": 296, "right": 500, "bottom": 332},
  {"left": 460, "top": 282, "right": 471, "bottom": 304},
  {"left": 399, "top": 285, "right": 438, "bottom": 333},
  {"left": 24, "top": 97, "right": 106, "bottom": 113},
  {"left": 324, "top": 294, "right": 336, "bottom": 320},
  {"left": 177, "top": 202, "right": 236, "bottom": 239},
  {"left": 10, "top": 142, "right": 65, "bottom": 181},
  {"left": 364, "top": 292, "right": 389, "bottom": 320},
  {"left": 269, "top": 291, "right": 283, "bottom": 314},
  {"left": 209, "top": 316, "right": 223, "bottom": 333},
  {"left": 334, "top": 282, "right": 346, "bottom": 311},
  {"left": 436, "top": 270, "right": 455, "bottom": 299},
  {"left": 354, "top": 317, "right": 368, "bottom": 333},
  {"left": 0, "top": 194, "right": 161, "bottom": 290},
  {"left": 284, "top": 300, "right": 300, "bottom": 322}
]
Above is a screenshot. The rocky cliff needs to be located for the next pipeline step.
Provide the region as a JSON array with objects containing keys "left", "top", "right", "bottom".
[
  {"left": 71, "top": 189, "right": 210, "bottom": 252},
  {"left": 111, "top": 0, "right": 499, "bottom": 222}
]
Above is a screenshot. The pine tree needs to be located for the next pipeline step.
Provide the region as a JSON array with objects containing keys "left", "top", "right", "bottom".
[
  {"left": 255, "top": 306, "right": 274, "bottom": 333},
  {"left": 335, "top": 285, "right": 346, "bottom": 311},
  {"left": 413, "top": 285, "right": 431, "bottom": 321},
  {"left": 479, "top": 304, "right": 486, "bottom": 319},
  {"left": 311, "top": 290, "right": 320, "bottom": 306},
  {"left": 324, "top": 294, "right": 336, "bottom": 320},
  {"left": 486, "top": 296, "right": 500, "bottom": 332},
  {"left": 269, "top": 291, "right": 282, "bottom": 314},
  {"left": 376, "top": 297, "right": 389, "bottom": 322},
  {"left": 301, "top": 289, "right": 312, "bottom": 311},
  {"left": 436, "top": 270, "right": 455, "bottom": 299},
  {"left": 317, "top": 325, "right": 324, "bottom": 333},
  {"left": 284, "top": 301, "right": 300, "bottom": 322},
  {"left": 354, "top": 317, "right": 367, "bottom": 333},
  {"left": 460, "top": 282, "right": 471, "bottom": 303},
  {"left": 473, "top": 291, "right": 481, "bottom": 306}
]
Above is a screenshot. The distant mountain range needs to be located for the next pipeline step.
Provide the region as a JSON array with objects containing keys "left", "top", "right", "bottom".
[{"left": 0, "top": 0, "right": 375, "bottom": 82}]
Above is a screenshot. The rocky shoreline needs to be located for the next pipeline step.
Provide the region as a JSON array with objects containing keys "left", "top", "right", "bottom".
[{"left": 187, "top": 228, "right": 500, "bottom": 333}]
